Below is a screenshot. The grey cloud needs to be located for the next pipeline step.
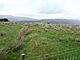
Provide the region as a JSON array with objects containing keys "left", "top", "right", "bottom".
[
  {"left": 38, "top": 7, "right": 63, "bottom": 14},
  {"left": 0, "top": 3, "right": 4, "bottom": 10},
  {"left": 36, "top": 0, "right": 64, "bottom": 14}
]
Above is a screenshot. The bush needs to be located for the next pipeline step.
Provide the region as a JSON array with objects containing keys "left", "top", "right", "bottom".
[{"left": 0, "top": 18, "right": 9, "bottom": 22}]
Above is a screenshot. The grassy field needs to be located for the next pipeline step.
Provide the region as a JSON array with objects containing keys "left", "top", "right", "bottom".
[
  {"left": 0, "top": 22, "right": 23, "bottom": 60},
  {"left": 0, "top": 23, "right": 80, "bottom": 60},
  {"left": 0, "top": 23, "right": 23, "bottom": 50},
  {"left": 23, "top": 24, "right": 80, "bottom": 60}
]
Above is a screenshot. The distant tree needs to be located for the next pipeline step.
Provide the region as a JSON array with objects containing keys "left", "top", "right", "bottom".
[
  {"left": 0, "top": 18, "right": 9, "bottom": 22},
  {"left": 47, "top": 22, "right": 50, "bottom": 24}
]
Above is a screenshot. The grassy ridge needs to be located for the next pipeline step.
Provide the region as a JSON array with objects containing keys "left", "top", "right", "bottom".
[{"left": 0, "top": 23, "right": 80, "bottom": 60}]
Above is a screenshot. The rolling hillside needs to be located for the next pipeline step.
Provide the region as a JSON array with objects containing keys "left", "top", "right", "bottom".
[
  {"left": 1, "top": 15, "right": 80, "bottom": 25},
  {"left": 0, "top": 23, "right": 80, "bottom": 60}
]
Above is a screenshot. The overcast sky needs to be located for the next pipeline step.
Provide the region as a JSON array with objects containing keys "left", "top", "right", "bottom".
[{"left": 0, "top": 0, "right": 80, "bottom": 19}]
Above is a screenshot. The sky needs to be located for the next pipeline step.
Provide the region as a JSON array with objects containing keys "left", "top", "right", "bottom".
[{"left": 0, "top": 0, "right": 80, "bottom": 19}]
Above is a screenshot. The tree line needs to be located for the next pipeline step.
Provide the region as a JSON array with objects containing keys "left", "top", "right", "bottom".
[{"left": 0, "top": 18, "right": 9, "bottom": 22}]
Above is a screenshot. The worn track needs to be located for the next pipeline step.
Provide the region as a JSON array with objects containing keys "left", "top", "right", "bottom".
[{"left": 0, "top": 24, "right": 29, "bottom": 60}]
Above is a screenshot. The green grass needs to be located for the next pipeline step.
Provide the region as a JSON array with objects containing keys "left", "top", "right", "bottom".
[
  {"left": 23, "top": 24, "right": 80, "bottom": 60},
  {"left": 0, "top": 23, "right": 80, "bottom": 60},
  {"left": 0, "top": 23, "right": 23, "bottom": 53}
]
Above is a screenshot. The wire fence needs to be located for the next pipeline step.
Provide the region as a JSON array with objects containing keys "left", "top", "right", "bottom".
[
  {"left": 20, "top": 47, "right": 80, "bottom": 60},
  {"left": 20, "top": 54, "right": 80, "bottom": 60}
]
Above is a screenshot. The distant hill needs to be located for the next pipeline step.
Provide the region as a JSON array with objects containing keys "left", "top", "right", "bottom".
[
  {"left": 0, "top": 15, "right": 35, "bottom": 22},
  {"left": 0, "top": 15, "right": 80, "bottom": 24},
  {"left": 34, "top": 19, "right": 80, "bottom": 24}
]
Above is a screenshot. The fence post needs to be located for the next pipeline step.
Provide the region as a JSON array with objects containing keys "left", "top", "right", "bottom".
[
  {"left": 72, "top": 56, "right": 74, "bottom": 60},
  {"left": 20, "top": 53, "right": 26, "bottom": 60},
  {"left": 78, "top": 56, "right": 80, "bottom": 60},
  {"left": 70, "top": 57, "right": 72, "bottom": 60},
  {"left": 75, "top": 56, "right": 77, "bottom": 60}
]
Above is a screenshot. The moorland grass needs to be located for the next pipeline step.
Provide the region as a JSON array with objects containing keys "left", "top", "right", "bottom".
[{"left": 0, "top": 23, "right": 80, "bottom": 60}]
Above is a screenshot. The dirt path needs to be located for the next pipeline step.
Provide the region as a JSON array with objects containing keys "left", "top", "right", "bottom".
[
  {"left": 0, "top": 24, "right": 29, "bottom": 60},
  {"left": 12, "top": 25, "right": 29, "bottom": 51}
]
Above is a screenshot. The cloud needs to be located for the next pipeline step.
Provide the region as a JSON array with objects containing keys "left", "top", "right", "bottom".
[
  {"left": 0, "top": 0, "right": 80, "bottom": 19},
  {"left": 36, "top": 0, "right": 80, "bottom": 19},
  {"left": 0, "top": 0, "right": 35, "bottom": 15},
  {"left": 36, "top": 0, "right": 65, "bottom": 14},
  {"left": 63, "top": 0, "right": 80, "bottom": 19},
  {"left": 0, "top": 3, "right": 4, "bottom": 10}
]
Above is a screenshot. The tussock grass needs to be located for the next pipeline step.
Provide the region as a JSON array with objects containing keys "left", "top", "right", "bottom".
[
  {"left": 0, "top": 23, "right": 23, "bottom": 60},
  {"left": 0, "top": 23, "right": 80, "bottom": 60},
  {"left": 22, "top": 24, "right": 80, "bottom": 60}
]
